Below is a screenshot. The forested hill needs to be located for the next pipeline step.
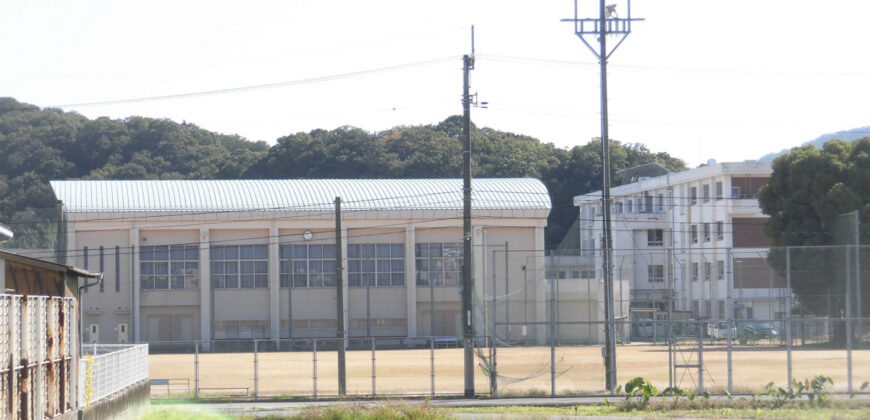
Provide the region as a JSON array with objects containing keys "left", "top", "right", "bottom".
[{"left": 0, "top": 97, "right": 685, "bottom": 248}]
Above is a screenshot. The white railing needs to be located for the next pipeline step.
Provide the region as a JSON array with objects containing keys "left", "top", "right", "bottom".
[{"left": 79, "top": 344, "right": 148, "bottom": 407}]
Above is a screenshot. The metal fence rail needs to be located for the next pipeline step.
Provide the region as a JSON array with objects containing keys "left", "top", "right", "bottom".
[
  {"left": 79, "top": 344, "right": 148, "bottom": 407},
  {"left": 0, "top": 295, "right": 76, "bottom": 420}
]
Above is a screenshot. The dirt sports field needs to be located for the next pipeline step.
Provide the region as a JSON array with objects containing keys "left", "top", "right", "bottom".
[{"left": 149, "top": 345, "right": 870, "bottom": 397}]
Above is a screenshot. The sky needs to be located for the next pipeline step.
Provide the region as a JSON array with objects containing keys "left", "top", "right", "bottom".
[{"left": 2, "top": 0, "right": 869, "bottom": 167}]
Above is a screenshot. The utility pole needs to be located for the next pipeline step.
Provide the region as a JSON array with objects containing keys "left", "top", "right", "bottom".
[
  {"left": 563, "top": 0, "right": 643, "bottom": 392},
  {"left": 462, "top": 26, "right": 476, "bottom": 399},
  {"left": 335, "top": 196, "right": 346, "bottom": 396}
]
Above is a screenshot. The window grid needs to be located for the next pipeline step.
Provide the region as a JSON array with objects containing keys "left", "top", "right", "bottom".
[
  {"left": 211, "top": 245, "right": 268, "bottom": 289},
  {"left": 647, "top": 229, "right": 663, "bottom": 247},
  {"left": 347, "top": 244, "right": 404, "bottom": 287},
  {"left": 691, "top": 262, "right": 699, "bottom": 282},
  {"left": 141, "top": 245, "right": 200, "bottom": 290},
  {"left": 703, "top": 223, "right": 711, "bottom": 242},
  {"left": 704, "top": 262, "right": 712, "bottom": 281},
  {"left": 648, "top": 265, "right": 664, "bottom": 282},
  {"left": 415, "top": 243, "right": 463, "bottom": 287},
  {"left": 279, "top": 244, "right": 337, "bottom": 288},
  {"left": 690, "top": 225, "right": 698, "bottom": 244}
]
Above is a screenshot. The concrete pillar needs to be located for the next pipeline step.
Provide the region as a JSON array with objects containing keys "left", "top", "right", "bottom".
[
  {"left": 269, "top": 224, "right": 280, "bottom": 340},
  {"left": 200, "top": 228, "right": 211, "bottom": 341},
  {"left": 130, "top": 228, "right": 140, "bottom": 343},
  {"left": 0, "top": 259, "right": 5, "bottom": 292},
  {"left": 405, "top": 225, "right": 417, "bottom": 337}
]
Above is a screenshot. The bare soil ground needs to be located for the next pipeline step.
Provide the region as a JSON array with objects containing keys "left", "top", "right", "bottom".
[{"left": 148, "top": 344, "right": 870, "bottom": 397}]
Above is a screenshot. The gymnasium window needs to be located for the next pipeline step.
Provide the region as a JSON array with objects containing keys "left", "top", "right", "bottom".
[
  {"left": 279, "top": 244, "right": 337, "bottom": 288},
  {"left": 141, "top": 245, "right": 200, "bottom": 290},
  {"left": 211, "top": 245, "right": 268, "bottom": 289},
  {"left": 347, "top": 244, "right": 405, "bottom": 287},
  {"left": 415, "top": 243, "right": 463, "bottom": 287}
]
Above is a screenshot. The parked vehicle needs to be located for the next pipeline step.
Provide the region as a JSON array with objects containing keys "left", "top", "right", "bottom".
[
  {"left": 707, "top": 321, "right": 737, "bottom": 340},
  {"left": 743, "top": 322, "right": 778, "bottom": 339}
]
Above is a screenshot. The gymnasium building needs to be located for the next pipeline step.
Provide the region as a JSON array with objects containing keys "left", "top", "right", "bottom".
[{"left": 51, "top": 178, "right": 554, "bottom": 344}]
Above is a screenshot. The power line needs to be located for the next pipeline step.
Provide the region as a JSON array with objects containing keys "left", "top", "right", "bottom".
[{"left": 51, "top": 56, "right": 456, "bottom": 108}]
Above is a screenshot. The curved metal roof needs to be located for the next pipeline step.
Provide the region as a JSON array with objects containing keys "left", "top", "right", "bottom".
[{"left": 50, "top": 179, "right": 551, "bottom": 213}]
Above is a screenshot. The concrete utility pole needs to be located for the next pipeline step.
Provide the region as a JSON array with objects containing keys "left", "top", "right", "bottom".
[
  {"left": 461, "top": 50, "right": 476, "bottom": 400},
  {"left": 563, "top": 0, "right": 643, "bottom": 392}
]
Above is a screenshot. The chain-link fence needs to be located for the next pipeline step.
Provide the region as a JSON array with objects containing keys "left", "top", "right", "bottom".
[
  {"left": 79, "top": 344, "right": 149, "bottom": 407},
  {"left": 143, "top": 244, "right": 870, "bottom": 399}
]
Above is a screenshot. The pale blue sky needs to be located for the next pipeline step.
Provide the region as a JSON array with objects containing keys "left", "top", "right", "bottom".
[{"left": 2, "top": 0, "right": 868, "bottom": 166}]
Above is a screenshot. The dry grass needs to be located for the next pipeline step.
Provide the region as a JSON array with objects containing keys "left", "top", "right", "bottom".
[{"left": 149, "top": 345, "right": 870, "bottom": 397}]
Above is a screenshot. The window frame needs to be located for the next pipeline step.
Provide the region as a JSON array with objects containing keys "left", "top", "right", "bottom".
[
  {"left": 141, "top": 244, "right": 200, "bottom": 291},
  {"left": 211, "top": 244, "right": 268, "bottom": 289}
]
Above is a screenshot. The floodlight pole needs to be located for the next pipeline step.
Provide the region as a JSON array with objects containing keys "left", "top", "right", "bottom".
[{"left": 563, "top": 0, "right": 643, "bottom": 393}]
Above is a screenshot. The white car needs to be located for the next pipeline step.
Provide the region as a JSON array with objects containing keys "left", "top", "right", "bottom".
[{"left": 707, "top": 321, "right": 737, "bottom": 340}]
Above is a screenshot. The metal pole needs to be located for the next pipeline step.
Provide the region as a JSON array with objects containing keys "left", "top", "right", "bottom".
[
  {"left": 505, "top": 242, "right": 510, "bottom": 331},
  {"left": 491, "top": 249, "right": 497, "bottom": 397},
  {"left": 492, "top": 333, "right": 498, "bottom": 398},
  {"left": 854, "top": 211, "right": 862, "bottom": 348},
  {"left": 598, "top": 0, "right": 618, "bottom": 392},
  {"left": 335, "top": 197, "right": 347, "bottom": 396},
  {"left": 254, "top": 340, "right": 259, "bottom": 399},
  {"left": 312, "top": 339, "right": 317, "bottom": 398},
  {"left": 697, "top": 322, "right": 704, "bottom": 393},
  {"left": 550, "top": 277, "right": 556, "bottom": 396},
  {"left": 461, "top": 51, "right": 476, "bottom": 398},
  {"left": 786, "top": 247, "right": 792, "bottom": 387},
  {"left": 194, "top": 341, "right": 199, "bottom": 400},
  {"left": 846, "top": 242, "right": 853, "bottom": 394},
  {"left": 430, "top": 337, "right": 435, "bottom": 397},
  {"left": 726, "top": 248, "right": 733, "bottom": 394},
  {"left": 371, "top": 337, "right": 376, "bottom": 397}
]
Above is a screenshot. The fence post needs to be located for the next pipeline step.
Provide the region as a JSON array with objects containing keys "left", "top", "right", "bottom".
[
  {"left": 430, "top": 337, "right": 435, "bottom": 397},
  {"left": 195, "top": 341, "right": 200, "bottom": 400},
  {"left": 491, "top": 336, "right": 498, "bottom": 398},
  {"left": 550, "top": 277, "right": 556, "bottom": 397},
  {"left": 371, "top": 337, "right": 376, "bottom": 397},
  {"left": 726, "top": 247, "right": 733, "bottom": 394},
  {"left": 312, "top": 339, "right": 318, "bottom": 398},
  {"left": 786, "top": 247, "right": 792, "bottom": 388},
  {"left": 254, "top": 340, "right": 259, "bottom": 399}
]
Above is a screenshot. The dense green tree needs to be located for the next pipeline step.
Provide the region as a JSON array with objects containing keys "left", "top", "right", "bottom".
[
  {"left": 0, "top": 98, "right": 685, "bottom": 250},
  {"left": 759, "top": 138, "right": 870, "bottom": 316}
]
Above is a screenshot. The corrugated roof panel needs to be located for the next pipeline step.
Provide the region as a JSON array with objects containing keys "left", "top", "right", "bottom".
[{"left": 49, "top": 179, "right": 551, "bottom": 213}]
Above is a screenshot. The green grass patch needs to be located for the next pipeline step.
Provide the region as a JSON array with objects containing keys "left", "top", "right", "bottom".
[
  {"left": 142, "top": 407, "right": 236, "bottom": 420},
  {"left": 452, "top": 404, "right": 870, "bottom": 419}
]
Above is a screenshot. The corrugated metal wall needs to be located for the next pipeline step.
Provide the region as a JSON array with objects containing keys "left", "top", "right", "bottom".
[{"left": 0, "top": 295, "right": 76, "bottom": 420}]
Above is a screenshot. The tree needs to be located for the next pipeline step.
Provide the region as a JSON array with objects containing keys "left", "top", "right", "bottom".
[{"left": 759, "top": 138, "right": 870, "bottom": 316}]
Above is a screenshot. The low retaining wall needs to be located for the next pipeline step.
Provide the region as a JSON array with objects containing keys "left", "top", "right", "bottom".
[{"left": 78, "top": 379, "right": 150, "bottom": 420}]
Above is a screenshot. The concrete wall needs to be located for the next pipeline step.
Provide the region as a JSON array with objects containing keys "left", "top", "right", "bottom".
[{"left": 78, "top": 380, "right": 149, "bottom": 420}]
